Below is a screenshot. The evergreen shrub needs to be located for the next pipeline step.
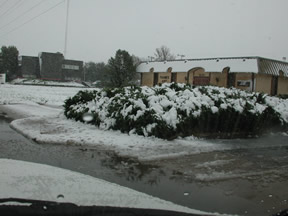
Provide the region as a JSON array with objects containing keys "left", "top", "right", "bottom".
[{"left": 64, "top": 83, "right": 288, "bottom": 139}]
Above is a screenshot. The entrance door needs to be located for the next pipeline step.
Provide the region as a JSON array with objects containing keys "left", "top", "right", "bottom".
[
  {"left": 171, "top": 73, "right": 177, "bottom": 83},
  {"left": 153, "top": 73, "right": 158, "bottom": 86},
  {"left": 271, "top": 76, "right": 278, "bottom": 96},
  {"left": 227, "top": 73, "right": 236, "bottom": 87}
]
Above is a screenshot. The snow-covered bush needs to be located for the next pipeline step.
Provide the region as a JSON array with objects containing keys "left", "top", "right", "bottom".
[
  {"left": 64, "top": 90, "right": 98, "bottom": 122},
  {"left": 64, "top": 83, "right": 288, "bottom": 139}
]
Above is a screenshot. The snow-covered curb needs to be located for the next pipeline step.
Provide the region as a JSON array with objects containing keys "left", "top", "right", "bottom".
[
  {"left": 7, "top": 109, "right": 226, "bottom": 161},
  {"left": 7, "top": 104, "right": 288, "bottom": 162},
  {"left": 0, "top": 159, "right": 225, "bottom": 215},
  {"left": 0, "top": 102, "right": 224, "bottom": 161}
]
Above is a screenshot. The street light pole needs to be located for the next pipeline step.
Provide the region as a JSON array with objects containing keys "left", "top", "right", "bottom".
[{"left": 64, "top": 0, "right": 70, "bottom": 58}]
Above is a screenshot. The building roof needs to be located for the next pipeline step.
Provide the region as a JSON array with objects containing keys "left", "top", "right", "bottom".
[
  {"left": 137, "top": 56, "right": 288, "bottom": 77},
  {"left": 39, "top": 52, "right": 64, "bottom": 56}
]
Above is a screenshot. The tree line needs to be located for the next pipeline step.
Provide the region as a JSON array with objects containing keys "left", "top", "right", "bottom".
[
  {"left": 84, "top": 50, "right": 141, "bottom": 87},
  {"left": 0, "top": 45, "right": 176, "bottom": 86},
  {"left": 0, "top": 46, "right": 19, "bottom": 81},
  {"left": 84, "top": 45, "right": 175, "bottom": 87}
]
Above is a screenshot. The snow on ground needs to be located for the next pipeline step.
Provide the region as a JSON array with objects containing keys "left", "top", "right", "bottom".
[
  {"left": 0, "top": 84, "right": 83, "bottom": 106},
  {"left": 9, "top": 112, "right": 288, "bottom": 162},
  {"left": 11, "top": 78, "right": 85, "bottom": 87},
  {"left": 0, "top": 104, "right": 61, "bottom": 119},
  {"left": 194, "top": 169, "right": 285, "bottom": 182},
  {"left": 194, "top": 159, "right": 235, "bottom": 169},
  {"left": 0, "top": 159, "right": 223, "bottom": 215},
  {"left": 1, "top": 84, "right": 288, "bottom": 162}
]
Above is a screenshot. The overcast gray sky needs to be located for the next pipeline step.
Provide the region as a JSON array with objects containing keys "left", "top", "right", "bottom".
[{"left": 0, "top": 0, "right": 287, "bottom": 63}]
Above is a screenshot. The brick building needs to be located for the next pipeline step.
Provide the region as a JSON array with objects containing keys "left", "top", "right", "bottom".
[{"left": 137, "top": 56, "right": 288, "bottom": 96}]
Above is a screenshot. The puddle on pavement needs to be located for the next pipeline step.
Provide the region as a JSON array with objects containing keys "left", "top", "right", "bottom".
[{"left": 0, "top": 115, "right": 287, "bottom": 216}]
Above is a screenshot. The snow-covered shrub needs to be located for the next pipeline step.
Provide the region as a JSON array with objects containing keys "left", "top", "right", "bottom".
[
  {"left": 64, "top": 90, "right": 98, "bottom": 122},
  {"left": 64, "top": 83, "right": 288, "bottom": 139}
]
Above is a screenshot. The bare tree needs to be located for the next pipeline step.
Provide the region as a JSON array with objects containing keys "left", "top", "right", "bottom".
[
  {"left": 131, "top": 54, "right": 141, "bottom": 67},
  {"left": 154, "top": 45, "right": 175, "bottom": 61}
]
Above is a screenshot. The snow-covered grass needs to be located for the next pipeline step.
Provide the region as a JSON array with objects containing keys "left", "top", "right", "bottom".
[
  {"left": 0, "top": 83, "right": 88, "bottom": 106},
  {"left": 64, "top": 83, "right": 288, "bottom": 139},
  {"left": 11, "top": 78, "right": 85, "bottom": 87}
]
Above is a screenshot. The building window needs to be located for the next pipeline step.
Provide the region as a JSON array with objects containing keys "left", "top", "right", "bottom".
[
  {"left": 62, "top": 64, "right": 80, "bottom": 70},
  {"left": 237, "top": 80, "right": 251, "bottom": 87}
]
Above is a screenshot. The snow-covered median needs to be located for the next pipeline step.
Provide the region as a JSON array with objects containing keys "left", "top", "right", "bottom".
[
  {"left": 0, "top": 84, "right": 220, "bottom": 161},
  {"left": 1, "top": 84, "right": 288, "bottom": 161},
  {"left": 0, "top": 159, "right": 224, "bottom": 215},
  {"left": 0, "top": 84, "right": 288, "bottom": 161}
]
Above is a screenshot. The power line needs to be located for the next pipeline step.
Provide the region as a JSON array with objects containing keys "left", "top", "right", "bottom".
[
  {"left": 0, "top": 0, "right": 23, "bottom": 19},
  {"left": 0, "top": 0, "right": 45, "bottom": 31},
  {"left": 6, "top": 0, "right": 25, "bottom": 15},
  {"left": 0, "top": 0, "right": 65, "bottom": 38}
]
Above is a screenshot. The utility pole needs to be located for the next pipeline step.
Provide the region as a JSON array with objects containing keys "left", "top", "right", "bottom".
[{"left": 64, "top": 0, "right": 70, "bottom": 58}]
